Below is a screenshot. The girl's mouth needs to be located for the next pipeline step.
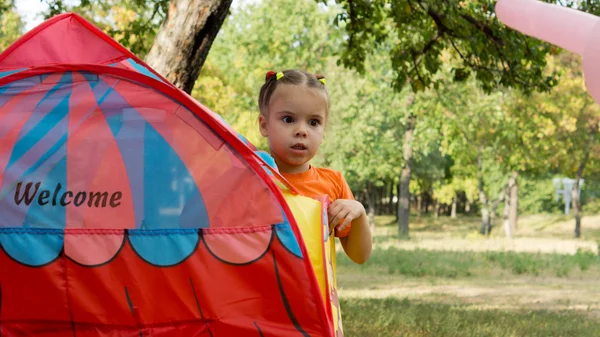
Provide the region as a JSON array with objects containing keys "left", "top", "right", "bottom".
[{"left": 291, "top": 144, "right": 307, "bottom": 150}]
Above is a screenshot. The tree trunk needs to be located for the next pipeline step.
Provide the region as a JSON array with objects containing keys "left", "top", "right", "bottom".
[
  {"left": 573, "top": 179, "right": 582, "bottom": 238},
  {"left": 145, "top": 0, "right": 233, "bottom": 93},
  {"left": 398, "top": 96, "right": 415, "bottom": 237},
  {"left": 503, "top": 188, "right": 512, "bottom": 238},
  {"left": 451, "top": 195, "right": 457, "bottom": 219},
  {"left": 434, "top": 200, "right": 440, "bottom": 218},
  {"left": 395, "top": 184, "right": 400, "bottom": 222},
  {"left": 573, "top": 124, "right": 598, "bottom": 238},
  {"left": 509, "top": 171, "right": 518, "bottom": 231},
  {"left": 416, "top": 194, "right": 422, "bottom": 219},
  {"left": 398, "top": 163, "right": 412, "bottom": 237},
  {"left": 388, "top": 182, "right": 395, "bottom": 215},
  {"left": 377, "top": 186, "right": 385, "bottom": 215},
  {"left": 363, "top": 182, "right": 375, "bottom": 230},
  {"left": 477, "top": 153, "right": 491, "bottom": 235},
  {"left": 465, "top": 201, "right": 471, "bottom": 214},
  {"left": 490, "top": 187, "right": 506, "bottom": 235},
  {"left": 364, "top": 183, "right": 376, "bottom": 231}
]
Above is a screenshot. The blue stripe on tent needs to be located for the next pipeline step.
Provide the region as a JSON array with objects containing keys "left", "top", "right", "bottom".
[
  {"left": 107, "top": 113, "right": 145, "bottom": 228},
  {"left": 0, "top": 73, "right": 50, "bottom": 108},
  {"left": 125, "top": 59, "right": 164, "bottom": 83},
  {"left": 275, "top": 217, "right": 302, "bottom": 258},
  {"left": 108, "top": 58, "right": 164, "bottom": 83},
  {"left": 6, "top": 73, "right": 72, "bottom": 169},
  {"left": 0, "top": 68, "right": 25, "bottom": 79},
  {"left": 81, "top": 72, "right": 99, "bottom": 82},
  {"left": 93, "top": 77, "right": 208, "bottom": 229},
  {"left": 89, "top": 76, "right": 115, "bottom": 113},
  {"left": 129, "top": 229, "right": 199, "bottom": 266},
  {"left": 0, "top": 84, "right": 18, "bottom": 108},
  {"left": 7, "top": 91, "right": 71, "bottom": 171},
  {"left": 22, "top": 155, "right": 67, "bottom": 229},
  {"left": 0, "top": 228, "right": 63, "bottom": 266},
  {"left": 142, "top": 122, "right": 208, "bottom": 229}
]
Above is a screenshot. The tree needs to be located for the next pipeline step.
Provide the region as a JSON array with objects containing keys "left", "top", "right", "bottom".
[
  {"left": 42, "top": 0, "right": 232, "bottom": 93},
  {"left": 317, "top": 0, "right": 591, "bottom": 237},
  {"left": 0, "top": 1, "right": 24, "bottom": 51},
  {"left": 507, "top": 52, "right": 600, "bottom": 238},
  {"left": 193, "top": 0, "right": 344, "bottom": 147},
  {"left": 430, "top": 71, "right": 517, "bottom": 236},
  {"left": 145, "top": 0, "right": 233, "bottom": 93},
  {"left": 42, "top": 0, "right": 169, "bottom": 57},
  {"left": 196, "top": 0, "right": 416, "bottom": 230},
  {"left": 318, "top": 0, "right": 567, "bottom": 94}
]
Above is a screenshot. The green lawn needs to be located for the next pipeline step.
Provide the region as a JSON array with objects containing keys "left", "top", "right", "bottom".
[
  {"left": 338, "top": 246, "right": 600, "bottom": 279},
  {"left": 341, "top": 297, "right": 600, "bottom": 337},
  {"left": 335, "top": 214, "right": 600, "bottom": 337}
]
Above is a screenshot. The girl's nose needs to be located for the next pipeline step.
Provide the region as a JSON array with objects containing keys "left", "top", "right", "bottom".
[{"left": 295, "top": 127, "right": 308, "bottom": 137}]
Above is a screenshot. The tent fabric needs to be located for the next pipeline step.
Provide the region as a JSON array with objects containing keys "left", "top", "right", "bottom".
[{"left": 0, "top": 13, "right": 334, "bottom": 336}]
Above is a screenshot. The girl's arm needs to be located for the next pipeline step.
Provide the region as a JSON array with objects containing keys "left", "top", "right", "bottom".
[{"left": 338, "top": 207, "right": 372, "bottom": 264}]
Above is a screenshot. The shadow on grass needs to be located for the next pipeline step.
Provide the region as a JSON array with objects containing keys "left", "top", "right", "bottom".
[{"left": 341, "top": 297, "right": 600, "bottom": 337}]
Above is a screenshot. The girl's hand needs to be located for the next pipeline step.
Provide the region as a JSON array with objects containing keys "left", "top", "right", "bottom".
[{"left": 327, "top": 199, "right": 366, "bottom": 233}]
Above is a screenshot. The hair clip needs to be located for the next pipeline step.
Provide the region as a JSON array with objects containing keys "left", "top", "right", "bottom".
[
  {"left": 276, "top": 72, "right": 284, "bottom": 80},
  {"left": 266, "top": 71, "right": 276, "bottom": 81},
  {"left": 316, "top": 74, "right": 326, "bottom": 85}
]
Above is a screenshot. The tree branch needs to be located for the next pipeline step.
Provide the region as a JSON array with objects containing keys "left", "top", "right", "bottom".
[
  {"left": 459, "top": 13, "right": 504, "bottom": 46},
  {"left": 347, "top": 0, "right": 356, "bottom": 49}
]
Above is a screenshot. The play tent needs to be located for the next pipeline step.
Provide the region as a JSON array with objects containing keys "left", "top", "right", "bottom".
[{"left": 0, "top": 13, "right": 342, "bottom": 336}]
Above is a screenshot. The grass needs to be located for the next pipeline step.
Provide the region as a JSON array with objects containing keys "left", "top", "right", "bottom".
[
  {"left": 334, "top": 215, "right": 600, "bottom": 336},
  {"left": 340, "top": 297, "right": 600, "bottom": 337},
  {"left": 337, "top": 247, "right": 600, "bottom": 279}
]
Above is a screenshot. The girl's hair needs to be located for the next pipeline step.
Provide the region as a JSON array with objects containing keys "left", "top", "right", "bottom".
[{"left": 258, "top": 69, "right": 329, "bottom": 116}]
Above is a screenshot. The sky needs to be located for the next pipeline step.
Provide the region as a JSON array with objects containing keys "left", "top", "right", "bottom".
[
  {"left": 15, "top": 0, "right": 49, "bottom": 31},
  {"left": 14, "top": 0, "right": 261, "bottom": 32}
]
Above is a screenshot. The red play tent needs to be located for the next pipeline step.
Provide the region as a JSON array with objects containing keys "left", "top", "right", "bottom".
[{"left": 0, "top": 13, "right": 335, "bottom": 336}]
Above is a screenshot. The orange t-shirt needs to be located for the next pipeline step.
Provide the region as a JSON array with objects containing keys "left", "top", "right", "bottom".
[{"left": 281, "top": 166, "right": 354, "bottom": 237}]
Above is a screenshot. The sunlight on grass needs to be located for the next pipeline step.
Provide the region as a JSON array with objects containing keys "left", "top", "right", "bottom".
[
  {"left": 341, "top": 297, "right": 600, "bottom": 337},
  {"left": 336, "top": 214, "right": 600, "bottom": 336}
]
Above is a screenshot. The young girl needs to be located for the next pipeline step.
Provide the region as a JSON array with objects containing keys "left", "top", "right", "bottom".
[{"left": 258, "top": 69, "right": 372, "bottom": 264}]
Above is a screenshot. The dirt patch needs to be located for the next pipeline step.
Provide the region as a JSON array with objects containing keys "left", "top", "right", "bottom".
[{"left": 339, "top": 277, "right": 600, "bottom": 317}]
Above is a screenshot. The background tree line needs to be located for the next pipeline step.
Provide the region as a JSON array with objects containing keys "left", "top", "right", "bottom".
[{"left": 4, "top": 0, "right": 600, "bottom": 239}]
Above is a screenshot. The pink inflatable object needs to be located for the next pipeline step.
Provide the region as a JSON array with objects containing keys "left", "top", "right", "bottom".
[{"left": 496, "top": 0, "right": 600, "bottom": 104}]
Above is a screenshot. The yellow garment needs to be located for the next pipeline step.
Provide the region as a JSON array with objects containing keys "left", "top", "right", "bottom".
[{"left": 281, "top": 189, "right": 343, "bottom": 336}]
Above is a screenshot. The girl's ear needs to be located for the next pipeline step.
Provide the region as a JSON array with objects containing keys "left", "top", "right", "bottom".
[{"left": 258, "top": 114, "right": 269, "bottom": 137}]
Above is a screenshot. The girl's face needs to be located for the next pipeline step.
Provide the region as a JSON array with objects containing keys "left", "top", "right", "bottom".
[{"left": 259, "top": 83, "right": 328, "bottom": 174}]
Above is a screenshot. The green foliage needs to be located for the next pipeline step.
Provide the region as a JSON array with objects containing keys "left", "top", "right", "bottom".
[
  {"left": 41, "top": 0, "right": 167, "bottom": 57},
  {"left": 505, "top": 53, "right": 600, "bottom": 177},
  {"left": 0, "top": 4, "right": 24, "bottom": 51},
  {"left": 319, "top": 0, "right": 562, "bottom": 94},
  {"left": 315, "top": 57, "right": 410, "bottom": 188},
  {"left": 194, "top": 0, "right": 343, "bottom": 149},
  {"left": 412, "top": 142, "right": 452, "bottom": 196},
  {"left": 28, "top": 0, "right": 600, "bottom": 221},
  {"left": 517, "top": 176, "right": 564, "bottom": 215},
  {"left": 196, "top": 0, "right": 415, "bottom": 192}
]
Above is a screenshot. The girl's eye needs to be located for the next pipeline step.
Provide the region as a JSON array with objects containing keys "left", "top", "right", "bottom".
[
  {"left": 309, "top": 119, "right": 320, "bottom": 126},
  {"left": 282, "top": 116, "right": 294, "bottom": 123}
]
